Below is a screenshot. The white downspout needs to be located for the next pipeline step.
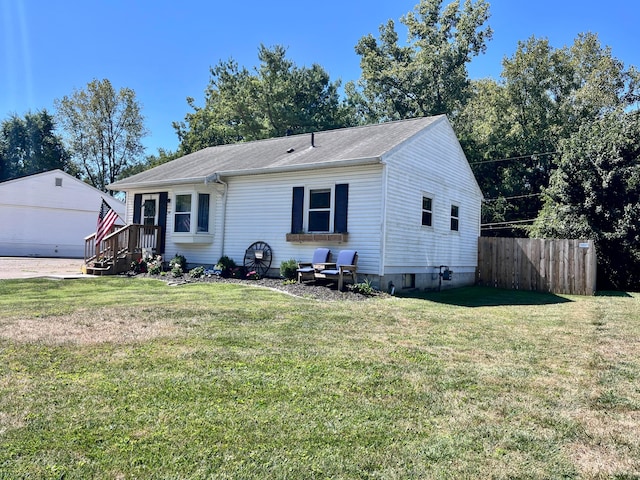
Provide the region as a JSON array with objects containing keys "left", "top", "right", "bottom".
[
  {"left": 206, "top": 173, "right": 228, "bottom": 257},
  {"left": 379, "top": 161, "right": 389, "bottom": 280}
]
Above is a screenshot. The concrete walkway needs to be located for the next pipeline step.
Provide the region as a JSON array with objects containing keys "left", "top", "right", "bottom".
[{"left": 0, "top": 257, "right": 89, "bottom": 280}]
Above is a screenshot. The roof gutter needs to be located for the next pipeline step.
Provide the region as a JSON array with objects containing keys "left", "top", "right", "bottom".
[
  {"left": 108, "top": 156, "right": 383, "bottom": 191},
  {"left": 108, "top": 176, "right": 210, "bottom": 191},
  {"left": 216, "top": 156, "right": 382, "bottom": 178}
]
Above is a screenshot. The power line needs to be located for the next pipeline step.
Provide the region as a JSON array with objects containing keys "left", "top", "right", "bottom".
[
  {"left": 481, "top": 218, "right": 537, "bottom": 228},
  {"left": 469, "top": 151, "right": 558, "bottom": 165},
  {"left": 483, "top": 193, "right": 542, "bottom": 202},
  {"left": 480, "top": 224, "right": 531, "bottom": 231}
]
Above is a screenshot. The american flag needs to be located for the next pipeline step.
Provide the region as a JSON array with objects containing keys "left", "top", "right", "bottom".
[{"left": 95, "top": 199, "right": 120, "bottom": 248}]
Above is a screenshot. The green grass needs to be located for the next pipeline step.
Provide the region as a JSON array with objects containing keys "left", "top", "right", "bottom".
[{"left": 0, "top": 278, "right": 639, "bottom": 478}]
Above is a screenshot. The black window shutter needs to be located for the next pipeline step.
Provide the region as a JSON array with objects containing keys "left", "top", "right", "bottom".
[
  {"left": 291, "top": 187, "right": 304, "bottom": 233},
  {"left": 334, "top": 184, "right": 349, "bottom": 233},
  {"left": 157, "top": 192, "right": 168, "bottom": 254},
  {"left": 133, "top": 194, "right": 142, "bottom": 223}
]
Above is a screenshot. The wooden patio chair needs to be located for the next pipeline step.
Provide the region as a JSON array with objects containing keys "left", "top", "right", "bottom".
[
  {"left": 316, "top": 249, "right": 358, "bottom": 291},
  {"left": 296, "top": 248, "right": 331, "bottom": 283}
]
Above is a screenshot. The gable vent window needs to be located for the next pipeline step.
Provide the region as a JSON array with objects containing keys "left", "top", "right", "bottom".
[
  {"left": 55, "top": 177, "right": 63, "bottom": 187},
  {"left": 451, "top": 204, "right": 459, "bottom": 231}
]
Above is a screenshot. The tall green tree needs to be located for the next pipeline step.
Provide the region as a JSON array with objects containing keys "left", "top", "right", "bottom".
[
  {"left": 0, "top": 110, "right": 71, "bottom": 181},
  {"left": 174, "top": 45, "right": 353, "bottom": 154},
  {"left": 55, "top": 79, "right": 147, "bottom": 193},
  {"left": 118, "top": 148, "right": 180, "bottom": 179},
  {"left": 457, "top": 33, "right": 640, "bottom": 235},
  {"left": 347, "top": 0, "right": 492, "bottom": 122},
  {"left": 530, "top": 110, "right": 640, "bottom": 290}
]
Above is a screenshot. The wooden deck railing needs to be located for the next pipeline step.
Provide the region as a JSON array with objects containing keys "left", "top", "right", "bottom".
[{"left": 84, "top": 224, "right": 162, "bottom": 265}]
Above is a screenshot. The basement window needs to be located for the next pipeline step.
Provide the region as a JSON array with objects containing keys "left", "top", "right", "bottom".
[{"left": 402, "top": 274, "right": 415, "bottom": 289}]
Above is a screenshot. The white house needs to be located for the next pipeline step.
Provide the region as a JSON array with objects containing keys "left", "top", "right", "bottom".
[
  {"left": 0, "top": 169, "right": 126, "bottom": 258},
  {"left": 109, "top": 115, "right": 483, "bottom": 290}
]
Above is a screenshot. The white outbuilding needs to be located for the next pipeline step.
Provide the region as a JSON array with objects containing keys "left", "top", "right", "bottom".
[{"left": 0, "top": 169, "right": 125, "bottom": 258}]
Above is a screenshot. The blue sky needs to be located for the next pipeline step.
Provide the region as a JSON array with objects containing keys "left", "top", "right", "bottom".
[{"left": 1, "top": 0, "right": 637, "bottom": 155}]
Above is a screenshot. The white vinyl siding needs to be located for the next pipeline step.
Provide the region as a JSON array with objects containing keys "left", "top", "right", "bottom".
[
  {"left": 221, "top": 165, "right": 384, "bottom": 276},
  {"left": 382, "top": 118, "right": 482, "bottom": 275},
  {"left": 0, "top": 170, "right": 125, "bottom": 258}
]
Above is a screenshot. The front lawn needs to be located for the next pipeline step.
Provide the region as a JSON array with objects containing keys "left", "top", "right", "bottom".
[{"left": 0, "top": 278, "right": 638, "bottom": 478}]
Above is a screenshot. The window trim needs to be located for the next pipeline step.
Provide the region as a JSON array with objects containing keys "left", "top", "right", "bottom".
[
  {"left": 288, "top": 184, "right": 349, "bottom": 242},
  {"left": 307, "top": 187, "right": 334, "bottom": 233},
  {"left": 172, "top": 191, "right": 214, "bottom": 243},
  {"left": 173, "top": 193, "right": 192, "bottom": 233},
  {"left": 196, "top": 193, "right": 210, "bottom": 233},
  {"left": 450, "top": 204, "right": 460, "bottom": 231},
  {"left": 421, "top": 195, "right": 433, "bottom": 227}
]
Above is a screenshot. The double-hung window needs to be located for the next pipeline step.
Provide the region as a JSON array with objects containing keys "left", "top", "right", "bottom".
[
  {"left": 422, "top": 196, "right": 433, "bottom": 227},
  {"left": 308, "top": 189, "right": 332, "bottom": 232},
  {"left": 174, "top": 194, "right": 191, "bottom": 233},
  {"left": 174, "top": 193, "right": 210, "bottom": 234},
  {"left": 290, "top": 184, "right": 349, "bottom": 236},
  {"left": 450, "top": 204, "right": 459, "bottom": 231}
]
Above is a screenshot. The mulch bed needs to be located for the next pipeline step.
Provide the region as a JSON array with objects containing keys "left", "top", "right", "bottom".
[{"left": 135, "top": 273, "right": 385, "bottom": 302}]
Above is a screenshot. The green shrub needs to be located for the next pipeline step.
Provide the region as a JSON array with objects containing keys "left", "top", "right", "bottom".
[
  {"left": 350, "top": 279, "right": 377, "bottom": 296},
  {"left": 131, "top": 257, "right": 147, "bottom": 274},
  {"left": 170, "top": 254, "right": 187, "bottom": 271},
  {"left": 169, "top": 254, "right": 186, "bottom": 278},
  {"left": 189, "top": 266, "right": 205, "bottom": 278},
  {"left": 230, "top": 266, "right": 246, "bottom": 279},
  {"left": 280, "top": 258, "right": 298, "bottom": 280},
  {"left": 215, "top": 256, "right": 237, "bottom": 278},
  {"left": 147, "top": 256, "right": 163, "bottom": 275}
]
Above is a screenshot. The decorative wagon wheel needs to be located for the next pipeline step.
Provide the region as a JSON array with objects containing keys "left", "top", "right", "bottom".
[{"left": 243, "top": 241, "right": 273, "bottom": 277}]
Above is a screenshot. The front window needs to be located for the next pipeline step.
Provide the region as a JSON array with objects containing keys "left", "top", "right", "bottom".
[
  {"left": 308, "top": 189, "right": 331, "bottom": 232},
  {"left": 174, "top": 193, "right": 211, "bottom": 234},
  {"left": 422, "top": 196, "right": 433, "bottom": 226},
  {"left": 451, "top": 204, "right": 459, "bottom": 231},
  {"left": 197, "top": 194, "right": 210, "bottom": 232},
  {"left": 174, "top": 195, "right": 191, "bottom": 232}
]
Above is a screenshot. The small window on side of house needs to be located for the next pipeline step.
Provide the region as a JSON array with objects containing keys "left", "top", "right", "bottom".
[
  {"left": 422, "top": 196, "right": 433, "bottom": 226},
  {"left": 55, "top": 177, "right": 63, "bottom": 187},
  {"left": 451, "top": 204, "right": 459, "bottom": 231}
]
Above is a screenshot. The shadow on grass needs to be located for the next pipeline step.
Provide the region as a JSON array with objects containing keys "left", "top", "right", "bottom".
[
  {"left": 596, "top": 290, "right": 634, "bottom": 298},
  {"left": 396, "top": 286, "right": 573, "bottom": 307}
]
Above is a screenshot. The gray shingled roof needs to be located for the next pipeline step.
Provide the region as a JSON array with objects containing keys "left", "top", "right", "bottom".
[{"left": 109, "top": 115, "right": 444, "bottom": 190}]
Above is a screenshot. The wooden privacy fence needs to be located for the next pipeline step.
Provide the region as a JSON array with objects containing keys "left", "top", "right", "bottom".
[{"left": 477, "top": 237, "right": 597, "bottom": 295}]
